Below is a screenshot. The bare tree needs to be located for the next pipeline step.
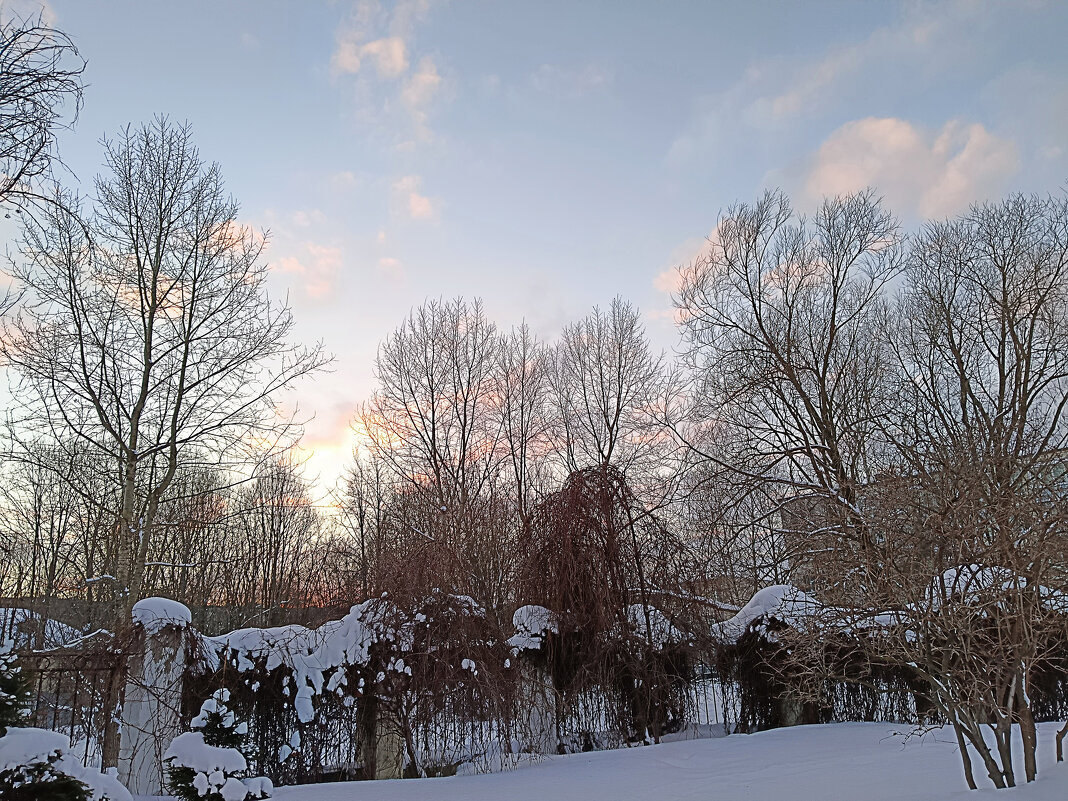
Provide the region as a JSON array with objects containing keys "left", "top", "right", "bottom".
[
  {"left": 673, "top": 189, "right": 901, "bottom": 590},
  {"left": 758, "top": 192, "right": 1068, "bottom": 790},
  {"left": 877, "top": 192, "right": 1068, "bottom": 787},
  {"left": 358, "top": 297, "right": 515, "bottom": 608},
  {"left": 339, "top": 445, "right": 394, "bottom": 599},
  {"left": 2, "top": 118, "right": 328, "bottom": 765},
  {"left": 233, "top": 457, "right": 322, "bottom": 625},
  {"left": 496, "top": 322, "right": 551, "bottom": 523},
  {"left": 549, "top": 297, "right": 667, "bottom": 480},
  {"left": 362, "top": 297, "right": 504, "bottom": 509}
]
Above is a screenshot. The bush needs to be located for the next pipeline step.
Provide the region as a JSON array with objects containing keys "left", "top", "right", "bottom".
[{"left": 166, "top": 689, "right": 271, "bottom": 801}]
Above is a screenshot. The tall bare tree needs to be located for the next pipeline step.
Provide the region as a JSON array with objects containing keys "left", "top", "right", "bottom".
[
  {"left": 549, "top": 297, "right": 667, "bottom": 480},
  {"left": 2, "top": 118, "right": 328, "bottom": 763},
  {"left": 673, "top": 189, "right": 901, "bottom": 589},
  {"left": 496, "top": 322, "right": 551, "bottom": 522},
  {"left": 877, "top": 192, "right": 1068, "bottom": 787}
]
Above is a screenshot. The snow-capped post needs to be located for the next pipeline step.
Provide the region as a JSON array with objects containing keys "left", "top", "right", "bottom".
[
  {"left": 509, "top": 605, "right": 559, "bottom": 754},
  {"left": 118, "top": 597, "right": 192, "bottom": 795}
]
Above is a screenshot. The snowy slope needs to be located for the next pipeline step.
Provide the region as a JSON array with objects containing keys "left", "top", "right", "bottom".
[{"left": 139, "top": 723, "right": 1068, "bottom": 801}]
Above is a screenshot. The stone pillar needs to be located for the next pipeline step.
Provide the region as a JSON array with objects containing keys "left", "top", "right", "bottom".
[
  {"left": 118, "top": 598, "right": 191, "bottom": 795},
  {"left": 518, "top": 660, "right": 558, "bottom": 754},
  {"left": 778, "top": 691, "right": 804, "bottom": 727},
  {"left": 373, "top": 712, "right": 406, "bottom": 779}
]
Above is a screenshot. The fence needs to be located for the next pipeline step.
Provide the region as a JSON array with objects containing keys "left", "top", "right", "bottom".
[
  {"left": 18, "top": 647, "right": 117, "bottom": 769},
  {"left": 8, "top": 595, "right": 1067, "bottom": 796}
]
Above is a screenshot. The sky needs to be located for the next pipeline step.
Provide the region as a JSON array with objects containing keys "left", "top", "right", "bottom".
[{"left": 3, "top": 0, "right": 1067, "bottom": 496}]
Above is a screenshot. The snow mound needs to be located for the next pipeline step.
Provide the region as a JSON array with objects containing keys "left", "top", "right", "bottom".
[
  {"left": 929, "top": 564, "right": 1068, "bottom": 612},
  {"left": 508, "top": 605, "right": 558, "bottom": 651},
  {"left": 201, "top": 600, "right": 386, "bottom": 723},
  {"left": 264, "top": 722, "right": 1068, "bottom": 801},
  {"left": 165, "top": 731, "right": 248, "bottom": 775},
  {"left": 0, "top": 726, "right": 132, "bottom": 800},
  {"left": 132, "top": 597, "right": 192, "bottom": 634},
  {"left": 710, "top": 585, "right": 821, "bottom": 644},
  {"left": 627, "top": 604, "right": 687, "bottom": 649}
]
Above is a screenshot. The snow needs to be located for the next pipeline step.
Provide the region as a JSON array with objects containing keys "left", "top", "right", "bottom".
[
  {"left": 0, "top": 607, "right": 85, "bottom": 648},
  {"left": 929, "top": 565, "right": 1068, "bottom": 612},
  {"left": 163, "top": 731, "right": 248, "bottom": 775},
  {"left": 246, "top": 722, "right": 1068, "bottom": 801},
  {"left": 710, "top": 584, "right": 821, "bottom": 643},
  {"left": 131, "top": 598, "right": 191, "bottom": 634},
  {"left": 0, "top": 726, "right": 133, "bottom": 800},
  {"left": 626, "top": 604, "right": 686, "bottom": 648},
  {"left": 508, "top": 604, "right": 558, "bottom": 651},
  {"left": 199, "top": 596, "right": 485, "bottom": 724},
  {"left": 244, "top": 775, "right": 274, "bottom": 798},
  {"left": 0, "top": 726, "right": 69, "bottom": 773}
]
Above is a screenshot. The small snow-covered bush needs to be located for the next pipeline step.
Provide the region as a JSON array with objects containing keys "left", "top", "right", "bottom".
[
  {"left": 165, "top": 689, "right": 271, "bottom": 801},
  {"left": 0, "top": 727, "right": 132, "bottom": 801}
]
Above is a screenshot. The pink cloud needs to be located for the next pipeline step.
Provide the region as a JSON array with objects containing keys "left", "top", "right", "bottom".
[
  {"left": 804, "top": 117, "right": 1019, "bottom": 218},
  {"left": 273, "top": 242, "right": 344, "bottom": 299},
  {"left": 392, "top": 175, "right": 437, "bottom": 220}
]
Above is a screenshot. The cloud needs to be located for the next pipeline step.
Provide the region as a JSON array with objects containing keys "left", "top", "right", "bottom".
[
  {"left": 653, "top": 224, "right": 721, "bottom": 296},
  {"left": 331, "top": 170, "right": 359, "bottom": 189},
  {"left": 332, "top": 34, "right": 408, "bottom": 78},
  {"left": 274, "top": 242, "right": 344, "bottom": 299},
  {"left": 668, "top": 1, "right": 1013, "bottom": 165},
  {"left": 803, "top": 117, "right": 1019, "bottom": 218},
  {"left": 291, "top": 209, "right": 325, "bottom": 228},
  {"left": 331, "top": 0, "right": 443, "bottom": 141},
  {"left": 648, "top": 225, "right": 722, "bottom": 325},
  {"left": 392, "top": 175, "right": 436, "bottom": 220},
  {"left": 401, "top": 56, "right": 442, "bottom": 137},
  {"left": 3, "top": 0, "right": 57, "bottom": 25}
]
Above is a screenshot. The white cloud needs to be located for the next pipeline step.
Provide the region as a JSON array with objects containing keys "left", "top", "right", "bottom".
[
  {"left": 668, "top": 1, "right": 1009, "bottom": 165},
  {"left": 332, "top": 34, "right": 363, "bottom": 74},
  {"left": 331, "top": 170, "right": 358, "bottom": 189},
  {"left": 3, "top": 0, "right": 57, "bottom": 25},
  {"left": 377, "top": 256, "right": 404, "bottom": 279},
  {"left": 291, "top": 209, "right": 325, "bottom": 228},
  {"left": 331, "top": 1, "right": 443, "bottom": 141},
  {"left": 401, "top": 56, "right": 442, "bottom": 138},
  {"left": 804, "top": 117, "right": 1019, "bottom": 218}
]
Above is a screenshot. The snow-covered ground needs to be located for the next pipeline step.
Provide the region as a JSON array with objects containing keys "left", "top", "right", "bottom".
[{"left": 140, "top": 722, "right": 1068, "bottom": 801}]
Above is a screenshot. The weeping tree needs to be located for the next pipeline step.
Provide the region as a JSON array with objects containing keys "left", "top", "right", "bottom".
[{"left": 516, "top": 465, "right": 690, "bottom": 746}]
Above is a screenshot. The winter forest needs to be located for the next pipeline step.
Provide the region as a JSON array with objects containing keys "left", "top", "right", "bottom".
[{"left": 2, "top": 5, "right": 1068, "bottom": 801}]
